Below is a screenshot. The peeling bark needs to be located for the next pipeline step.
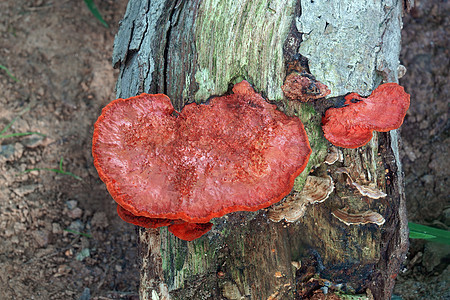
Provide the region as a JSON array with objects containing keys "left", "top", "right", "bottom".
[{"left": 113, "top": 0, "right": 408, "bottom": 299}]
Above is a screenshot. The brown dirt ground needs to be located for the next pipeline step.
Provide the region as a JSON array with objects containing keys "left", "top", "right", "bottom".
[
  {"left": 0, "top": 0, "right": 447, "bottom": 299},
  {"left": 0, "top": 1, "right": 139, "bottom": 299},
  {"left": 394, "top": 1, "right": 449, "bottom": 299}
]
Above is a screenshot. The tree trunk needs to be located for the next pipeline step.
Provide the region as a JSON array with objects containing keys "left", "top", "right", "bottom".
[{"left": 112, "top": 0, "right": 409, "bottom": 299}]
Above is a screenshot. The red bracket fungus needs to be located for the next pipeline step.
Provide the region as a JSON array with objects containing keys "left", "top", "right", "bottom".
[
  {"left": 322, "top": 83, "right": 410, "bottom": 148},
  {"left": 93, "top": 80, "right": 311, "bottom": 241}
]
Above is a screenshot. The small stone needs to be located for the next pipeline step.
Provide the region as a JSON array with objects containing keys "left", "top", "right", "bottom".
[
  {"left": 13, "top": 222, "right": 27, "bottom": 233},
  {"left": 4, "top": 229, "right": 14, "bottom": 237},
  {"left": 12, "top": 184, "right": 40, "bottom": 197},
  {"left": 0, "top": 143, "right": 23, "bottom": 163},
  {"left": 115, "top": 265, "right": 123, "bottom": 272},
  {"left": 421, "top": 174, "right": 434, "bottom": 185},
  {"left": 52, "top": 222, "right": 63, "bottom": 234},
  {"left": 32, "top": 229, "right": 50, "bottom": 247},
  {"left": 76, "top": 248, "right": 90, "bottom": 261},
  {"left": 66, "top": 200, "right": 78, "bottom": 210},
  {"left": 67, "top": 207, "right": 83, "bottom": 219},
  {"left": 91, "top": 211, "right": 108, "bottom": 229},
  {"left": 68, "top": 220, "right": 84, "bottom": 232},
  {"left": 79, "top": 288, "right": 90, "bottom": 300},
  {"left": 20, "top": 134, "right": 47, "bottom": 148}
]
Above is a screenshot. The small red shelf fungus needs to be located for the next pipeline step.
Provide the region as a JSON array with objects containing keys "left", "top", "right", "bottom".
[
  {"left": 322, "top": 83, "right": 410, "bottom": 148},
  {"left": 92, "top": 80, "right": 312, "bottom": 241}
]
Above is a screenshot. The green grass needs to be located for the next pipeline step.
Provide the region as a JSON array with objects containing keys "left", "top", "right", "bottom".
[
  {"left": 0, "top": 105, "right": 46, "bottom": 139},
  {"left": 84, "top": 0, "right": 108, "bottom": 28},
  {"left": 22, "top": 157, "right": 83, "bottom": 181},
  {"left": 64, "top": 228, "right": 92, "bottom": 238},
  {"left": 409, "top": 222, "right": 450, "bottom": 245},
  {"left": 0, "top": 64, "right": 19, "bottom": 82}
]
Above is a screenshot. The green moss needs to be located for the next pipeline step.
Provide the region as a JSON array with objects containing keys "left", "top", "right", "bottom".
[
  {"left": 175, "top": 243, "right": 188, "bottom": 271},
  {"left": 293, "top": 103, "right": 328, "bottom": 192},
  {"left": 195, "top": 0, "right": 296, "bottom": 102},
  {"left": 194, "top": 68, "right": 215, "bottom": 102}
]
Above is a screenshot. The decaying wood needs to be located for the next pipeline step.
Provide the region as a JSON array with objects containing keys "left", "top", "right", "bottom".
[{"left": 113, "top": 0, "right": 409, "bottom": 299}]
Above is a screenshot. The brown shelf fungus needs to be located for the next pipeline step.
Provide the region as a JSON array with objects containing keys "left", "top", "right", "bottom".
[
  {"left": 281, "top": 72, "right": 331, "bottom": 102},
  {"left": 322, "top": 83, "right": 410, "bottom": 148},
  {"left": 92, "top": 80, "right": 312, "bottom": 241},
  {"left": 268, "top": 175, "right": 334, "bottom": 223},
  {"left": 331, "top": 209, "right": 385, "bottom": 226}
]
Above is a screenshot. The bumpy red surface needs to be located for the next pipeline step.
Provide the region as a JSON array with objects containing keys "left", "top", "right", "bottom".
[
  {"left": 322, "top": 83, "right": 410, "bottom": 148},
  {"left": 116, "top": 205, "right": 176, "bottom": 228},
  {"left": 93, "top": 80, "right": 311, "bottom": 227},
  {"left": 117, "top": 205, "right": 212, "bottom": 240}
]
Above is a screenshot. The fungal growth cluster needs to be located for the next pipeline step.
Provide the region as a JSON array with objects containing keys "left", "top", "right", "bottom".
[
  {"left": 92, "top": 81, "right": 311, "bottom": 241},
  {"left": 93, "top": 75, "right": 410, "bottom": 240},
  {"left": 322, "top": 83, "right": 410, "bottom": 148}
]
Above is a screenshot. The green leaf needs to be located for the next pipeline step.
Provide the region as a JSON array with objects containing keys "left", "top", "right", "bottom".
[
  {"left": 83, "top": 0, "right": 109, "bottom": 28},
  {"left": 409, "top": 231, "right": 436, "bottom": 240},
  {"left": 409, "top": 222, "right": 450, "bottom": 245}
]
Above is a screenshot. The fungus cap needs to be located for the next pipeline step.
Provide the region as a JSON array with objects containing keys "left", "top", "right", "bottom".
[
  {"left": 332, "top": 209, "right": 385, "bottom": 226},
  {"left": 268, "top": 175, "right": 334, "bottom": 223},
  {"left": 93, "top": 80, "right": 311, "bottom": 237},
  {"left": 117, "top": 205, "right": 212, "bottom": 241},
  {"left": 282, "top": 72, "right": 330, "bottom": 102},
  {"left": 322, "top": 83, "right": 410, "bottom": 148}
]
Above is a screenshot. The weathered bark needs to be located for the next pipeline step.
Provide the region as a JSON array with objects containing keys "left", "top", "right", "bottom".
[{"left": 112, "top": 0, "right": 409, "bottom": 299}]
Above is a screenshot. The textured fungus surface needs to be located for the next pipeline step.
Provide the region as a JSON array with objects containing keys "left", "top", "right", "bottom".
[
  {"left": 268, "top": 175, "right": 334, "bottom": 223},
  {"left": 281, "top": 72, "right": 331, "bottom": 102},
  {"left": 322, "top": 83, "right": 410, "bottom": 148},
  {"left": 117, "top": 205, "right": 212, "bottom": 241},
  {"left": 93, "top": 81, "right": 311, "bottom": 239},
  {"left": 332, "top": 209, "right": 386, "bottom": 226}
]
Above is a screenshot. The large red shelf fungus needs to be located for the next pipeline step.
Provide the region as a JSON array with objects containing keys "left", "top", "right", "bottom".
[
  {"left": 92, "top": 80, "right": 312, "bottom": 241},
  {"left": 322, "top": 83, "right": 410, "bottom": 148}
]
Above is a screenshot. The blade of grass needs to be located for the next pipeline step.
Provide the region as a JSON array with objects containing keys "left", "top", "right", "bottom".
[
  {"left": 409, "top": 222, "right": 450, "bottom": 245},
  {"left": 409, "top": 231, "right": 436, "bottom": 239},
  {"left": 64, "top": 228, "right": 92, "bottom": 238},
  {"left": 22, "top": 167, "right": 82, "bottom": 181},
  {"left": 20, "top": 157, "right": 83, "bottom": 181},
  {"left": 0, "top": 105, "right": 31, "bottom": 135},
  {"left": 84, "top": 0, "right": 109, "bottom": 28},
  {"left": 0, "top": 131, "right": 46, "bottom": 139},
  {"left": 0, "top": 64, "right": 19, "bottom": 82}
]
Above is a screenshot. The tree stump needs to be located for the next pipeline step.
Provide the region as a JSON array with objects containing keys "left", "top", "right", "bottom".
[{"left": 112, "top": 0, "right": 409, "bottom": 299}]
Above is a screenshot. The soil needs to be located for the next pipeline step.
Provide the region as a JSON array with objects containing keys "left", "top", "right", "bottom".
[
  {"left": 0, "top": 1, "right": 139, "bottom": 299},
  {"left": 0, "top": 0, "right": 447, "bottom": 300},
  {"left": 394, "top": 1, "right": 449, "bottom": 299}
]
